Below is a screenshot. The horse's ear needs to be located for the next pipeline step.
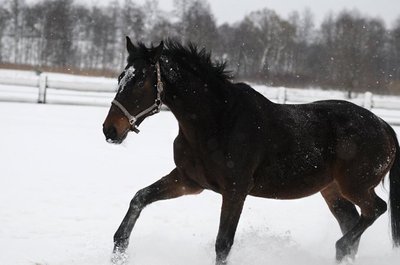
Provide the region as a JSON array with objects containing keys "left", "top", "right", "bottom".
[
  {"left": 126, "top": 36, "right": 135, "bottom": 54},
  {"left": 152, "top": 41, "right": 164, "bottom": 62}
]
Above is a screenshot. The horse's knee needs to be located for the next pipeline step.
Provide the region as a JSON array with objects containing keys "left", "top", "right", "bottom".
[
  {"left": 130, "top": 189, "right": 148, "bottom": 210},
  {"left": 215, "top": 238, "right": 232, "bottom": 253}
]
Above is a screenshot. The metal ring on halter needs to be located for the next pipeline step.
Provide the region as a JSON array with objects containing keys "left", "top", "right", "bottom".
[{"left": 112, "top": 61, "right": 164, "bottom": 134}]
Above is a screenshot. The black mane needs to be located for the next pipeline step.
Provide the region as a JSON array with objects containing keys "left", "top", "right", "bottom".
[{"left": 131, "top": 39, "right": 231, "bottom": 83}]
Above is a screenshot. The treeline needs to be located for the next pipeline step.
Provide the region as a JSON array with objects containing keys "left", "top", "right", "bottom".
[{"left": 0, "top": 0, "right": 400, "bottom": 93}]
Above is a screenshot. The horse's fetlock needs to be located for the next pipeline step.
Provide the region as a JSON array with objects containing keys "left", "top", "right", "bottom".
[
  {"left": 336, "top": 237, "right": 347, "bottom": 249},
  {"left": 335, "top": 238, "right": 353, "bottom": 261},
  {"left": 113, "top": 238, "right": 129, "bottom": 253},
  {"left": 215, "top": 238, "right": 233, "bottom": 255}
]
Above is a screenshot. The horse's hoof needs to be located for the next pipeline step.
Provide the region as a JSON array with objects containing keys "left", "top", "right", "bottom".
[
  {"left": 111, "top": 249, "right": 128, "bottom": 265},
  {"left": 335, "top": 239, "right": 356, "bottom": 263},
  {"left": 215, "top": 259, "right": 228, "bottom": 265},
  {"left": 113, "top": 239, "right": 129, "bottom": 253}
]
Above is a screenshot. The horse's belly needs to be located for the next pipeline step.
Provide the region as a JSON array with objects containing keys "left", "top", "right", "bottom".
[{"left": 249, "top": 169, "right": 333, "bottom": 200}]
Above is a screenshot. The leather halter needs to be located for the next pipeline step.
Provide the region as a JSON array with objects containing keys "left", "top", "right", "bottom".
[{"left": 112, "top": 61, "right": 164, "bottom": 133}]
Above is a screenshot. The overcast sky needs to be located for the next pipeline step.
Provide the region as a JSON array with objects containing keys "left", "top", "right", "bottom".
[{"left": 88, "top": 0, "right": 400, "bottom": 27}]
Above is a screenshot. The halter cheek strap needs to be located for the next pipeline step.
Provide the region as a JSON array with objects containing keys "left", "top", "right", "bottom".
[{"left": 112, "top": 61, "right": 164, "bottom": 134}]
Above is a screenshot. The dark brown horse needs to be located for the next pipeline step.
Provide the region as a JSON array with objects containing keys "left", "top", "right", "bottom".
[{"left": 103, "top": 38, "right": 400, "bottom": 265}]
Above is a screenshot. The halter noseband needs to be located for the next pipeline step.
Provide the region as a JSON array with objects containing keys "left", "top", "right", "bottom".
[{"left": 112, "top": 61, "right": 164, "bottom": 134}]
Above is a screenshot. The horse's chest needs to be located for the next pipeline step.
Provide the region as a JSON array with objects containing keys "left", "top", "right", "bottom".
[{"left": 174, "top": 140, "right": 224, "bottom": 192}]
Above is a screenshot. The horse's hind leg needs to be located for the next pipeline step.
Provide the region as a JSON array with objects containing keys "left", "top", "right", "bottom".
[
  {"left": 321, "top": 183, "right": 360, "bottom": 257},
  {"left": 334, "top": 188, "right": 387, "bottom": 262}
]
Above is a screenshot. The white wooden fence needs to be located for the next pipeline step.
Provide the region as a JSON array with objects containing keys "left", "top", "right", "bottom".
[
  {"left": 1, "top": 69, "right": 400, "bottom": 124},
  {"left": 0, "top": 69, "right": 116, "bottom": 106}
]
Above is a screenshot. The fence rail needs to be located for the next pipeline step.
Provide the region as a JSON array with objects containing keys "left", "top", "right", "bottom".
[
  {"left": 0, "top": 69, "right": 116, "bottom": 106},
  {"left": 1, "top": 69, "right": 400, "bottom": 124}
]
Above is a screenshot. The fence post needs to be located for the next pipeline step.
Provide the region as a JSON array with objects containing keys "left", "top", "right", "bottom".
[
  {"left": 363, "top": 91, "right": 373, "bottom": 110},
  {"left": 278, "top": 87, "right": 286, "bottom": 104},
  {"left": 38, "top": 73, "right": 47, "bottom": 104}
]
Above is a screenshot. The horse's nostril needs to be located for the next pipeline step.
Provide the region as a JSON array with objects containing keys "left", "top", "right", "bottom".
[{"left": 103, "top": 125, "right": 117, "bottom": 140}]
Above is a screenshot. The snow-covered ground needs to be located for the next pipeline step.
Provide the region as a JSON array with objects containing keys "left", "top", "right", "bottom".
[{"left": 1, "top": 101, "right": 400, "bottom": 265}]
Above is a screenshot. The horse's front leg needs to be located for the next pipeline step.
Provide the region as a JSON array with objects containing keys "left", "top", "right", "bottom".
[
  {"left": 112, "top": 168, "right": 203, "bottom": 258},
  {"left": 215, "top": 193, "right": 247, "bottom": 265}
]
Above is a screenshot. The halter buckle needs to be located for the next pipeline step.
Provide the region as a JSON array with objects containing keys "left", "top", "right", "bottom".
[{"left": 128, "top": 116, "right": 137, "bottom": 126}]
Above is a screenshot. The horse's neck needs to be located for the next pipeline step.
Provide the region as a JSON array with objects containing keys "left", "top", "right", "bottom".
[{"left": 163, "top": 77, "right": 225, "bottom": 141}]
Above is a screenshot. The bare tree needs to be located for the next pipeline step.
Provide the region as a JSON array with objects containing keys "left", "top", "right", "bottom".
[
  {"left": 7, "top": 0, "right": 24, "bottom": 63},
  {"left": 173, "top": 0, "right": 194, "bottom": 43},
  {"left": 177, "top": 0, "right": 218, "bottom": 50},
  {"left": 0, "top": 5, "right": 10, "bottom": 62},
  {"left": 389, "top": 18, "right": 400, "bottom": 89},
  {"left": 40, "top": 0, "right": 74, "bottom": 66}
]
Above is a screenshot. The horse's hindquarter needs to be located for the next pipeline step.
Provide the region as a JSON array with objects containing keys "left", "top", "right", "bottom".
[
  {"left": 250, "top": 100, "right": 395, "bottom": 200},
  {"left": 321, "top": 100, "right": 396, "bottom": 190}
]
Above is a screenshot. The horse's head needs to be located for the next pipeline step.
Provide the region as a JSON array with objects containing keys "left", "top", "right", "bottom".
[{"left": 103, "top": 37, "right": 164, "bottom": 144}]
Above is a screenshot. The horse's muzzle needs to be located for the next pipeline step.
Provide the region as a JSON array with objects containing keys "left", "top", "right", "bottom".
[{"left": 103, "top": 125, "right": 125, "bottom": 144}]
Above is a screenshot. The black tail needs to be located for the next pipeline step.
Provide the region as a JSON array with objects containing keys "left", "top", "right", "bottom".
[{"left": 387, "top": 124, "right": 400, "bottom": 247}]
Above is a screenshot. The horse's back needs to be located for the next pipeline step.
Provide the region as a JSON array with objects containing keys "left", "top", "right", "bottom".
[{"left": 282, "top": 99, "right": 389, "bottom": 140}]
